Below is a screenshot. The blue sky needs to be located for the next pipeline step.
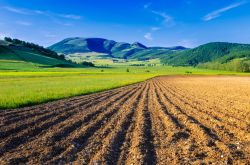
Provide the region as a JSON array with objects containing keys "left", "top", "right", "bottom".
[{"left": 0, "top": 0, "right": 250, "bottom": 47}]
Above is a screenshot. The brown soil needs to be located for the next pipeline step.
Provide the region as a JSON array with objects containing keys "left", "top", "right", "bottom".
[{"left": 0, "top": 76, "right": 249, "bottom": 164}]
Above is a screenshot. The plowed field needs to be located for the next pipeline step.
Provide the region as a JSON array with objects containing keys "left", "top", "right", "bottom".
[{"left": 0, "top": 76, "right": 249, "bottom": 164}]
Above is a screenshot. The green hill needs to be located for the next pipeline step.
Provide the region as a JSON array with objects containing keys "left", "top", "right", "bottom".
[
  {"left": 161, "top": 42, "right": 250, "bottom": 72},
  {"left": 49, "top": 37, "right": 187, "bottom": 60},
  {"left": 0, "top": 38, "right": 81, "bottom": 70}
]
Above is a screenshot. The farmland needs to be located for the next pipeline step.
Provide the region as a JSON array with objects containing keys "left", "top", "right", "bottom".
[
  {"left": 2, "top": 64, "right": 247, "bottom": 109},
  {"left": 0, "top": 76, "right": 249, "bottom": 164}
]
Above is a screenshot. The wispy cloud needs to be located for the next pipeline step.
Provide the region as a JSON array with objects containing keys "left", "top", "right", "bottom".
[
  {"left": 203, "top": 1, "right": 247, "bottom": 21},
  {"left": 33, "top": 10, "right": 50, "bottom": 16},
  {"left": 151, "top": 27, "right": 160, "bottom": 31},
  {"left": 144, "top": 32, "right": 153, "bottom": 40},
  {"left": 143, "top": 4, "right": 175, "bottom": 27},
  {"left": 151, "top": 10, "right": 174, "bottom": 26},
  {"left": 3, "top": 5, "right": 82, "bottom": 20},
  {"left": 3, "top": 6, "right": 29, "bottom": 15},
  {"left": 16, "top": 21, "right": 32, "bottom": 26},
  {"left": 58, "top": 14, "right": 81, "bottom": 20}
]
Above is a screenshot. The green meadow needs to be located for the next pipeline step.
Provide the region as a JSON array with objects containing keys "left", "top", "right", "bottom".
[{"left": 1, "top": 61, "right": 249, "bottom": 109}]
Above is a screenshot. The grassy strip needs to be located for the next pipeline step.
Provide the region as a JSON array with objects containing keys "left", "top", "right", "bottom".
[{"left": 0, "top": 73, "right": 155, "bottom": 109}]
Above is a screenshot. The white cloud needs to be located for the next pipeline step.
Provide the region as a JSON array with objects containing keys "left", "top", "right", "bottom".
[
  {"left": 3, "top": 6, "right": 82, "bottom": 20},
  {"left": 152, "top": 10, "right": 174, "bottom": 26},
  {"left": 151, "top": 27, "right": 160, "bottom": 31},
  {"left": 58, "top": 14, "right": 82, "bottom": 20},
  {"left": 34, "top": 10, "right": 45, "bottom": 14},
  {"left": 144, "top": 33, "right": 153, "bottom": 40},
  {"left": 143, "top": 3, "right": 175, "bottom": 27},
  {"left": 3, "top": 6, "right": 49, "bottom": 17},
  {"left": 3, "top": 6, "right": 28, "bottom": 15},
  {"left": 203, "top": 1, "right": 247, "bottom": 21},
  {"left": 16, "top": 21, "right": 32, "bottom": 26}
]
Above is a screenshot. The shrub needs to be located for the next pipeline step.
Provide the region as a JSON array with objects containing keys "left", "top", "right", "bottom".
[
  {"left": 185, "top": 71, "right": 192, "bottom": 74},
  {"left": 81, "top": 61, "right": 95, "bottom": 67}
]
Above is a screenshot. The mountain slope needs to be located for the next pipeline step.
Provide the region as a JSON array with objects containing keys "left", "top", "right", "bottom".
[
  {"left": 49, "top": 37, "right": 187, "bottom": 60},
  {"left": 0, "top": 38, "right": 78, "bottom": 70},
  {"left": 161, "top": 42, "right": 250, "bottom": 72}
]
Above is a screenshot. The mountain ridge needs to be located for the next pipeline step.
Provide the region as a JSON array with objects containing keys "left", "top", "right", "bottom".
[
  {"left": 161, "top": 42, "right": 250, "bottom": 72},
  {"left": 48, "top": 37, "right": 187, "bottom": 60}
]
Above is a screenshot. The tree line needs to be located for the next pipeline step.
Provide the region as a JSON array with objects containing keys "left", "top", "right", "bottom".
[{"left": 4, "top": 37, "right": 65, "bottom": 60}]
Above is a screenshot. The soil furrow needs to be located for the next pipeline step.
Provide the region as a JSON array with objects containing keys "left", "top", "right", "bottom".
[
  {"left": 159, "top": 79, "right": 249, "bottom": 131},
  {"left": 0, "top": 88, "right": 125, "bottom": 140},
  {"left": 0, "top": 85, "right": 139, "bottom": 163},
  {"left": 158, "top": 77, "right": 249, "bottom": 125},
  {"left": 0, "top": 83, "right": 140, "bottom": 120},
  {"left": 89, "top": 83, "right": 149, "bottom": 165},
  {"left": 154, "top": 78, "right": 249, "bottom": 164},
  {"left": 158, "top": 82, "right": 249, "bottom": 163},
  {"left": 126, "top": 84, "right": 156, "bottom": 164},
  {"left": 1, "top": 90, "right": 115, "bottom": 126},
  {"left": 154, "top": 80, "right": 221, "bottom": 163},
  {"left": 159, "top": 79, "right": 248, "bottom": 141},
  {"left": 0, "top": 87, "right": 119, "bottom": 119},
  {"left": 0, "top": 76, "right": 249, "bottom": 164},
  {"left": 153, "top": 81, "right": 195, "bottom": 164},
  {"left": 47, "top": 83, "right": 147, "bottom": 164},
  {"left": 0, "top": 89, "right": 121, "bottom": 127}
]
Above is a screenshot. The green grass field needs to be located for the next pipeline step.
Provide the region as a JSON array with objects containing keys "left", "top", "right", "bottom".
[{"left": 1, "top": 63, "right": 249, "bottom": 109}]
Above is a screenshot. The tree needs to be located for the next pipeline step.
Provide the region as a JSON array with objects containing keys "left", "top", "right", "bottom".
[
  {"left": 12, "top": 39, "right": 22, "bottom": 44},
  {"left": 4, "top": 37, "right": 12, "bottom": 42},
  {"left": 240, "top": 61, "right": 250, "bottom": 72},
  {"left": 81, "top": 61, "right": 95, "bottom": 67},
  {"left": 3, "top": 37, "right": 64, "bottom": 60}
]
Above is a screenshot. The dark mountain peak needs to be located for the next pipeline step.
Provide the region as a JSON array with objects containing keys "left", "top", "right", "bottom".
[
  {"left": 168, "top": 46, "right": 188, "bottom": 50},
  {"left": 61, "top": 37, "right": 82, "bottom": 42},
  {"left": 49, "top": 37, "right": 186, "bottom": 59},
  {"left": 132, "top": 42, "right": 147, "bottom": 49},
  {"left": 85, "top": 38, "right": 107, "bottom": 42}
]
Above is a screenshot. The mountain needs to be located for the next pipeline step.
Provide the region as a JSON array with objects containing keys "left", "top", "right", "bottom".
[
  {"left": 49, "top": 37, "right": 187, "bottom": 60},
  {"left": 0, "top": 38, "right": 81, "bottom": 70},
  {"left": 161, "top": 42, "right": 250, "bottom": 72}
]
